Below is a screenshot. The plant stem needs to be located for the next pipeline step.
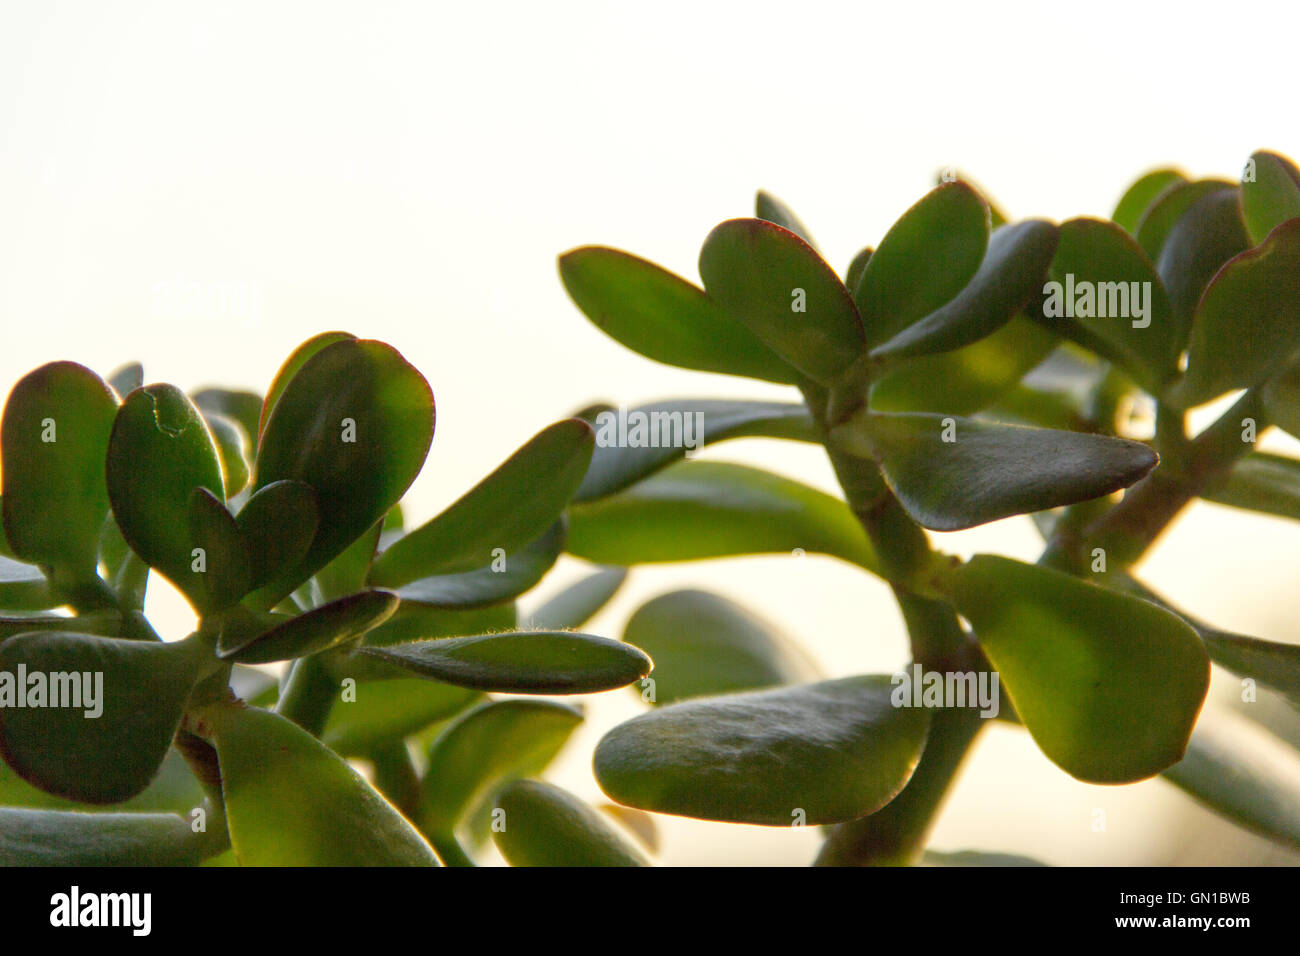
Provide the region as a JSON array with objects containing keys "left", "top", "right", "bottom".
[
  {"left": 275, "top": 654, "right": 337, "bottom": 737},
  {"left": 368, "top": 740, "right": 421, "bottom": 817}
]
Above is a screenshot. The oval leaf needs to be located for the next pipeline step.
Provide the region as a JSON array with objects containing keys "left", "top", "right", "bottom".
[
  {"left": 360, "top": 630, "right": 651, "bottom": 694},
  {"left": 217, "top": 589, "right": 399, "bottom": 664},
  {"left": 0, "top": 632, "right": 210, "bottom": 803},
  {"left": 2, "top": 362, "right": 118, "bottom": 582},
  {"left": 0, "top": 808, "right": 214, "bottom": 865},
  {"left": 493, "top": 779, "right": 650, "bottom": 867},
  {"left": 755, "top": 189, "right": 818, "bottom": 248},
  {"left": 594, "top": 675, "right": 930, "bottom": 825},
  {"left": 558, "top": 247, "right": 796, "bottom": 384},
  {"left": 371, "top": 419, "right": 593, "bottom": 585},
  {"left": 1111, "top": 168, "right": 1186, "bottom": 235},
  {"left": 623, "top": 589, "right": 819, "bottom": 705},
  {"left": 196, "top": 702, "right": 438, "bottom": 865},
  {"left": 106, "top": 385, "right": 225, "bottom": 610},
  {"left": 833, "top": 411, "right": 1157, "bottom": 531},
  {"left": 1241, "top": 149, "right": 1300, "bottom": 246},
  {"left": 943, "top": 555, "right": 1209, "bottom": 783},
  {"left": 524, "top": 566, "right": 627, "bottom": 630},
  {"left": 853, "top": 182, "right": 990, "bottom": 348},
  {"left": 699, "top": 218, "right": 864, "bottom": 385},
  {"left": 566, "top": 460, "right": 879, "bottom": 572},
  {"left": 392, "top": 520, "right": 564, "bottom": 610}
]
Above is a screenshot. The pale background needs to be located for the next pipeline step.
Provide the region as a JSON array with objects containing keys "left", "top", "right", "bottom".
[{"left": 2, "top": 0, "right": 1299, "bottom": 865}]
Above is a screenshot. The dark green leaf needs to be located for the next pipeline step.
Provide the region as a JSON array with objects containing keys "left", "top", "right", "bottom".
[
  {"left": 197, "top": 701, "right": 438, "bottom": 865},
  {"left": 1111, "top": 168, "right": 1186, "bottom": 235},
  {"left": 234, "top": 479, "right": 319, "bottom": 591},
  {"left": 252, "top": 338, "right": 434, "bottom": 605},
  {"left": 698, "top": 218, "right": 865, "bottom": 385},
  {"left": 558, "top": 247, "right": 796, "bottom": 384},
  {"left": 844, "top": 246, "right": 872, "bottom": 292},
  {"left": 1199, "top": 631, "right": 1300, "bottom": 709},
  {"left": 1241, "top": 150, "right": 1300, "bottom": 246},
  {"left": 1162, "top": 709, "right": 1300, "bottom": 849},
  {"left": 371, "top": 419, "right": 593, "bottom": 585},
  {"left": 199, "top": 411, "right": 251, "bottom": 496},
  {"left": 1171, "top": 218, "right": 1300, "bottom": 407},
  {"left": 0, "top": 631, "right": 211, "bottom": 803},
  {"left": 360, "top": 630, "right": 651, "bottom": 694},
  {"left": 1261, "top": 362, "right": 1300, "bottom": 440},
  {"left": 870, "top": 220, "right": 1059, "bottom": 360},
  {"left": 2, "top": 362, "right": 118, "bottom": 582},
  {"left": 755, "top": 190, "right": 817, "bottom": 248},
  {"left": 217, "top": 589, "right": 398, "bottom": 664},
  {"left": 314, "top": 518, "right": 381, "bottom": 602},
  {"left": 524, "top": 566, "right": 627, "bottom": 630},
  {"left": 943, "top": 555, "right": 1209, "bottom": 783},
  {"left": 106, "top": 362, "right": 143, "bottom": 399},
  {"left": 493, "top": 779, "right": 650, "bottom": 867},
  {"left": 575, "top": 399, "right": 817, "bottom": 502},
  {"left": 594, "top": 675, "right": 929, "bottom": 825},
  {"left": 392, "top": 520, "right": 564, "bottom": 610},
  {"left": 106, "top": 384, "right": 225, "bottom": 610},
  {"left": 418, "top": 698, "right": 582, "bottom": 840},
  {"left": 1155, "top": 188, "right": 1249, "bottom": 327},
  {"left": 255, "top": 331, "right": 355, "bottom": 443},
  {"left": 566, "top": 460, "right": 879, "bottom": 572},
  {"left": 191, "top": 387, "right": 263, "bottom": 445},
  {"left": 868, "top": 315, "right": 1057, "bottom": 415},
  {"left": 1040, "top": 218, "right": 1178, "bottom": 392},
  {"left": 187, "top": 488, "right": 251, "bottom": 611},
  {"left": 1134, "top": 179, "right": 1235, "bottom": 262},
  {"left": 853, "top": 182, "right": 989, "bottom": 349},
  {"left": 0, "top": 808, "right": 214, "bottom": 865},
  {"left": 321, "top": 678, "right": 480, "bottom": 755},
  {"left": 832, "top": 411, "right": 1156, "bottom": 531},
  {"left": 623, "top": 589, "right": 818, "bottom": 705},
  {"left": 1202, "top": 452, "right": 1300, "bottom": 521}
]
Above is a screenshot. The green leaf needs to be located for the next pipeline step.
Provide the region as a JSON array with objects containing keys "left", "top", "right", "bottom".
[
  {"left": 853, "top": 182, "right": 990, "bottom": 349},
  {"left": 0, "top": 631, "right": 211, "bottom": 803},
  {"left": 106, "top": 385, "right": 225, "bottom": 611},
  {"left": 1155, "top": 188, "right": 1249, "bottom": 328},
  {"left": 1134, "top": 178, "right": 1235, "bottom": 262},
  {"left": 0, "top": 554, "right": 55, "bottom": 611},
  {"left": 698, "top": 218, "right": 865, "bottom": 385},
  {"left": 1111, "top": 168, "right": 1186, "bottom": 235},
  {"left": 314, "top": 518, "right": 381, "bottom": 602},
  {"left": 868, "top": 315, "right": 1057, "bottom": 415},
  {"left": 756, "top": 189, "right": 817, "bottom": 244},
  {"left": 0, "top": 808, "right": 214, "bottom": 865},
  {"left": 2, "top": 362, "right": 118, "bottom": 583},
  {"left": 1199, "top": 632, "right": 1300, "bottom": 709},
  {"left": 1171, "top": 218, "right": 1300, "bottom": 407},
  {"left": 106, "top": 362, "right": 144, "bottom": 399},
  {"left": 234, "top": 479, "right": 319, "bottom": 591},
  {"left": 0, "top": 746, "right": 204, "bottom": 814},
  {"left": 1262, "top": 362, "right": 1300, "bottom": 440},
  {"left": 198, "top": 702, "right": 438, "bottom": 865},
  {"left": 524, "top": 566, "right": 627, "bottom": 630},
  {"left": 832, "top": 411, "right": 1156, "bottom": 531},
  {"left": 566, "top": 460, "right": 879, "bottom": 572},
  {"left": 493, "top": 779, "right": 650, "bottom": 867},
  {"left": 935, "top": 172, "right": 1008, "bottom": 227},
  {"left": 1241, "top": 150, "right": 1300, "bottom": 246},
  {"left": 1162, "top": 709, "right": 1300, "bottom": 849},
  {"left": 575, "top": 399, "right": 817, "bottom": 502},
  {"left": 360, "top": 630, "right": 651, "bottom": 694},
  {"left": 321, "top": 678, "right": 480, "bottom": 755},
  {"left": 371, "top": 419, "right": 593, "bottom": 585},
  {"left": 392, "top": 520, "right": 565, "bottom": 610},
  {"left": 558, "top": 247, "right": 796, "bottom": 384},
  {"left": 187, "top": 489, "right": 251, "bottom": 611},
  {"left": 418, "top": 698, "right": 582, "bottom": 840},
  {"left": 255, "top": 331, "right": 356, "bottom": 443},
  {"left": 1040, "top": 218, "right": 1179, "bottom": 392},
  {"left": 869, "top": 220, "right": 1059, "bottom": 360},
  {"left": 844, "top": 246, "right": 872, "bottom": 292},
  {"left": 191, "top": 387, "right": 263, "bottom": 445},
  {"left": 199, "top": 411, "right": 251, "bottom": 496},
  {"left": 360, "top": 601, "right": 517, "bottom": 650},
  {"left": 594, "top": 675, "right": 929, "bottom": 825},
  {"left": 1202, "top": 452, "right": 1300, "bottom": 521},
  {"left": 942, "top": 555, "right": 1209, "bottom": 783},
  {"left": 252, "top": 338, "right": 434, "bottom": 605},
  {"left": 623, "top": 589, "right": 818, "bottom": 705},
  {"left": 217, "top": 589, "right": 398, "bottom": 664}
]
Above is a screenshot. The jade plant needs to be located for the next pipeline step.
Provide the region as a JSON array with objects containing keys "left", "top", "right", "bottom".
[
  {"left": 555, "top": 149, "right": 1300, "bottom": 864},
  {"left": 3, "top": 150, "right": 1300, "bottom": 868}
]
